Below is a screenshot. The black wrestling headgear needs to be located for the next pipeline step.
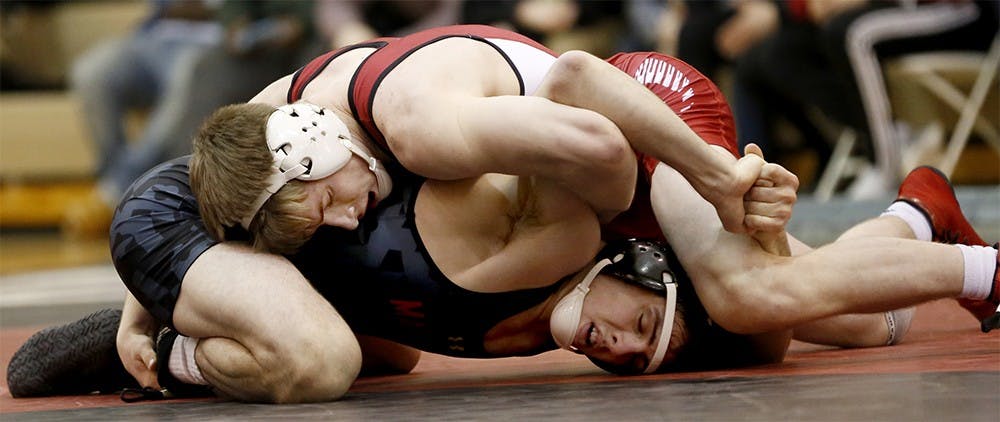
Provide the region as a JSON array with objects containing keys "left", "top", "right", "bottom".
[
  {"left": 550, "top": 238, "right": 681, "bottom": 374},
  {"left": 597, "top": 238, "right": 680, "bottom": 293}
]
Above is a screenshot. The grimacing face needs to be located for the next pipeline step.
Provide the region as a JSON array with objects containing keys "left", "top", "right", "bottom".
[
  {"left": 572, "top": 274, "right": 665, "bottom": 374},
  {"left": 297, "top": 156, "right": 380, "bottom": 237}
]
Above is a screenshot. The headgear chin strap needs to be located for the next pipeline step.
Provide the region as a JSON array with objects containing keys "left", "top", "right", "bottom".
[
  {"left": 549, "top": 240, "right": 678, "bottom": 374},
  {"left": 240, "top": 103, "right": 393, "bottom": 229}
]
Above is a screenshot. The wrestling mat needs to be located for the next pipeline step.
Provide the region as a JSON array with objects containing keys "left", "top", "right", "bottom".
[
  {"left": 3, "top": 183, "right": 1000, "bottom": 420},
  {"left": 2, "top": 294, "right": 997, "bottom": 421}
]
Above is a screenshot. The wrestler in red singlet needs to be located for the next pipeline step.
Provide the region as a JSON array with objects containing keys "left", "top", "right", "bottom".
[{"left": 287, "top": 25, "right": 739, "bottom": 242}]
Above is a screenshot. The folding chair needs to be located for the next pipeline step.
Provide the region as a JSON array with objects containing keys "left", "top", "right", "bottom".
[
  {"left": 814, "top": 36, "right": 1000, "bottom": 201},
  {"left": 890, "top": 36, "right": 1000, "bottom": 176}
]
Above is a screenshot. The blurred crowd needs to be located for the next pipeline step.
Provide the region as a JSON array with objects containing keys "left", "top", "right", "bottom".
[{"left": 1, "top": 0, "right": 996, "bottom": 239}]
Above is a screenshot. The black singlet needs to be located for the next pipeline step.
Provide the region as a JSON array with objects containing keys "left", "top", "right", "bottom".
[{"left": 290, "top": 177, "right": 561, "bottom": 358}]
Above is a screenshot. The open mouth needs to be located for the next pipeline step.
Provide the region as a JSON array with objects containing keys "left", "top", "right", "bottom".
[{"left": 575, "top": 322, "right": 597, "bottom": 349}]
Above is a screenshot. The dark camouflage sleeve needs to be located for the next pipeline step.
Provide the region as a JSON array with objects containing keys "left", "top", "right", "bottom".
[{"left": 109, "top": 156, "right": 219, "bottom": 327}]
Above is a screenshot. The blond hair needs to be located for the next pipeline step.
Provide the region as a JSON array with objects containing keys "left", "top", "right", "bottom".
[{"left": 190, "top": 103, "right": 315, "bottom": 255}]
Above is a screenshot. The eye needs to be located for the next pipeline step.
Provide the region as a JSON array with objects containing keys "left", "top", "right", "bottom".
[{"left": 324, "top": 188, "right": 334, "bottom": 208}]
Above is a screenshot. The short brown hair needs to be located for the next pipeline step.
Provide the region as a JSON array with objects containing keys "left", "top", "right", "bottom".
[{"left": 190, "top": 103, "right": 315, "bottom": 255}]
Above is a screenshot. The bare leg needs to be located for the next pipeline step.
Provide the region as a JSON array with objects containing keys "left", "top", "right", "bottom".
[
  {"left": 171, "top": 243, "right": 362, "bottom": 403},
  {"left": 792, "top": 213, "right": 920, "bottom": 346},
  {"left": 792, "top": 310, "right": 914, "bottom": 347},
  {"left": 837, "top": 214, "right": 917, "bottom": 242},
  {"left": 649, "top": 163, "right": 964, "bottom": 335}
]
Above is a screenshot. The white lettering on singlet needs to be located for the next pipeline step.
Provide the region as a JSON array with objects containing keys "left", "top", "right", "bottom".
[
  {"left": 633, "top": 58, "right": 695, "bottom": 112},
  {"left": 681, "top": 88, "right": 695, "bottom": 102}
]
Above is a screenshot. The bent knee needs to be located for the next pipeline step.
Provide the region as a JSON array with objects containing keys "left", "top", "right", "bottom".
[
  {"left": 244, "top": 324, "right": 361, "bottom": 403},
  {"left": 256, "top": 331, "right": 362, "bottom": 403}
]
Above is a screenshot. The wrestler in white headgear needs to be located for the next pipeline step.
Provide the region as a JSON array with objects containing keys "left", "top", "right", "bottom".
[{"left": 241, "top": 103, "right": 393, "bottom": 229}]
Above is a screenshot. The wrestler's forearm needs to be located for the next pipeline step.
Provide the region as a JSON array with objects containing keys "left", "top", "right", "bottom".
[
  {"left": 535, "top": 51, "right": 767, "bottom": 232},
  {"left": 534, "top": 51, "right": 737, "bottom": 198},
  {"left": 117, "top": 293, "right": 161, "bottom": 389},
  {"left": 356, "top": 336, "right": 421, "bottom": 376},
  {"left": 121, "top": 292, "right": 158, "bottom": 334},
  {"left": 649, "top": 164, "right": 964, "bottom": 334}
]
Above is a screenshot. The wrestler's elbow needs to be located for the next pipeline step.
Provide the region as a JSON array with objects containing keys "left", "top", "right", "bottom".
[
  {"left": 543, "top": 50, "right": 605, "bottom": 99},
  {"left": 703, "top": 268, "right": 797, "bottom": 335},
  {"left": 562, "top": 116, "right": 635, "bottom": 215},
  {"left": 565, "top": 112, "right": 632, "bottom": 169}
]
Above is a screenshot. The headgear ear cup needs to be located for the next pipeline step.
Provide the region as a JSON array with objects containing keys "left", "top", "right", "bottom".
[
  {"left": 265, "top": 103, "right": 353, "bottom": 181},
  {"left": 241, "top": 103, "right": 393, "bottom": 229}
]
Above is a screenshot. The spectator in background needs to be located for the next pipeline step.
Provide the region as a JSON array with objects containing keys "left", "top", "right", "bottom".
[
  {"left": 732, "top": 0, "right": 998, "bottom": 197},
  {"left": 315, "top": 0, "right": 461, "bottom": 49},
  {"left": 65, "top": 0, "right": 321, "bottom": 238},
  {"left": 819, "top": 0, "right": 997, "bottom": 198},
  {"left": 66, "top": 0, "right": 223, "bottom": 238},
  {"left": 675, "top": 0, "right": 778, "bottom": 83},
  {"left": 462, "top": 0, "right": 626, "bottom": 57},
  {"left": 622, "top": 0, "right": 684, "bottom": 54},
  {"left": 642, "top": 1, "right": 834, "bottom": 189},
  {"left": 729, "top": 0, "right": 845, "bottom": 189},
  {"left": 0, "top": 0, "right": 68, "bottom": 91}
]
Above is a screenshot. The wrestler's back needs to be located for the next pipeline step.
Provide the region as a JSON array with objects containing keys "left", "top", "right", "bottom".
[
  {"left": 377, "top": 37, "right": 523, "bottom": 101},
  {"left": 249, "top": 36, "right": 521, "bottom": 162}
]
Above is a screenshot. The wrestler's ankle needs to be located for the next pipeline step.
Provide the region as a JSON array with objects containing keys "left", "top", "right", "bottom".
[
  {"left": 956, "top": 245, "right": 998, "bottom": 300},
  {"left": 168, "top": 335, "right": 208, "bottom": 386}
]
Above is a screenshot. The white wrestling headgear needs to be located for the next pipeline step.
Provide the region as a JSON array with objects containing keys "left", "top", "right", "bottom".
[
  {"left": 240, "top": 103, "right": 393, "bottom": 229},
  {"left": 550, "top": 240, "right": 678, "bottom": 374}
]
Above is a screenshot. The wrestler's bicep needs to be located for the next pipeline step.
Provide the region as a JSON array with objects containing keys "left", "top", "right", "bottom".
[
  {"left": 649, "top": 162, "right": 730, "bottom": 261},
  {"left": 381, "top": 93, "right": 627, "bottom": 180},
  {"left": 375, "top": 92, "right": 486, "bottom": 179}
]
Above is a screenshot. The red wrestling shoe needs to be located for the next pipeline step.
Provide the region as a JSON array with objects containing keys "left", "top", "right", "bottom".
[
  {"left": 896, "top": 166, "right": 998, "bottom": 331},
  {"left": 896, "top": 166, "right": 986, "bottom": 246}
]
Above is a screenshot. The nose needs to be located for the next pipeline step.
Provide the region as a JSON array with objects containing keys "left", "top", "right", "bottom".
[{"left": 607, "top": 330, "right": 646, "bottom": 355}]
